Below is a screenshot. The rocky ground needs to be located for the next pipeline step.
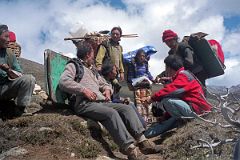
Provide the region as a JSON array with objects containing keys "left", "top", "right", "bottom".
[{"left": 0, "top": 58, "right": 240, "bottom": 160}]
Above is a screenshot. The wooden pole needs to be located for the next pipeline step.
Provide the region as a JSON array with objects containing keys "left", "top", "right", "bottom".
[{"left": 64, "top": 34, "right": 138, "bottom": 41}]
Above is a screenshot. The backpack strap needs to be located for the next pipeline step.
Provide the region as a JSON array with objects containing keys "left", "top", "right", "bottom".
[
  {"left": 64, "top": 58, "right": 84, "bottom": 107},
  {"left": 100, "top": 40, "right": 111, "bottom": 61},
  {"left": 67, "top": 58, "right": 84, "bottom": 83}
]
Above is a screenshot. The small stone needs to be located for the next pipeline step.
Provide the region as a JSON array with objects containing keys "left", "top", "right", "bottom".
[
  {"left": 70, "top": 152, "right": 75, "bottom": 157},
  {"left": 39, "top": 127, "right": 53, "bottom": 132}
]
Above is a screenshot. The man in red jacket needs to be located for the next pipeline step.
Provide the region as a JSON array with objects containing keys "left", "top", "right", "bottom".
[{"left": 144, "top": 54, "right": 211, "bottom": 138}]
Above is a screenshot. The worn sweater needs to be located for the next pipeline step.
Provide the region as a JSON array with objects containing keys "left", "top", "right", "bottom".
[{"left": 59, "top": 63, "right": 113, "bottom": 107}]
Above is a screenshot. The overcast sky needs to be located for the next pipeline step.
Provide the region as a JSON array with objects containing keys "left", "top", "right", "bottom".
[{"left": 1, "top": 0, "right": 240, "bottom": 87}]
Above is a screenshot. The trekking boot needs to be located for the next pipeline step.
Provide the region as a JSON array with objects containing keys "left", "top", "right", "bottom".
[
  {"left": 126, "top": 146, "right": 147, "bottom": 160},
  {"left": 14, "top": 106, "right": 32, "bottom": 117},
  {"left": 138, "top": 140, "right": 161, "bottom": 155}
]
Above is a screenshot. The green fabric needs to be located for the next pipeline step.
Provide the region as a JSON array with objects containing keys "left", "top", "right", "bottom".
[{"left": 0, "top": 48, "right": 22, "bottom": 85}]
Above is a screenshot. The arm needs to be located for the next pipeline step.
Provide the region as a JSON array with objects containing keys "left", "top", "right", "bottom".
[
  {"left": 11, "top": 54, "right": 22, "bottom": 73},
  {"left": 151, "top": 73, "right": 189, "bottom": 101},
  {"left": 98, "top": 75, "right": 113, "bottom": 101},
  {"left": 183, "top": 47, "right": 194, "bottom": 70},
  {"left": 119, "top": 48, "right": 125, "bottom": 81},
  {"left": 119, "top": 51, "right": 124, "bottom": 74},
  {"left": 59, "top": 63, "right": 98, "bottom": 101},
  {"left": 126, "top": 63, "right": 135, "bottom": 83},
  {"left": 95, "top": 45, "right": 106, "bottom": 71},
  {"left": 146, "top": 64, "right": 154, "bottom": 81},
  {"left": 0, "top": 63, "right": 22, "bottom": 79},
  {"left": 0, "top": 53, "right": 23, "bottom": 79},
  {"left": 59, "top": 63, "right": 86, "bottom": 95}
]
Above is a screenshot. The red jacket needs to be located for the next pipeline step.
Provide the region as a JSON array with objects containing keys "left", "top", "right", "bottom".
[{"left": 152, "top": 67, "right": 211, "bottom": 114}]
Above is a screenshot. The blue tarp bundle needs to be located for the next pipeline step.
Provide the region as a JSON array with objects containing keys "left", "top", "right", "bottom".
[{"left": 123, "top": 46, "right": 157, "bottom": 63}]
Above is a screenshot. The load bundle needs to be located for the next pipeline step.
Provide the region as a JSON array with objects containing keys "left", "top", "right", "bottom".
[{"left": 7, "top": 31, "right": 21, "bottom": 58}]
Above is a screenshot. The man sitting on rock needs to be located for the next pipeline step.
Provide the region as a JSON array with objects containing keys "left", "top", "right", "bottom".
[
  {"left": 144, "top": 54, "right": 211, "bottom": 138},
  {"left": 0, "top": 24, "right": 35, "bottom": 117},
  {"left": 59, "top": 41, "right": 160, "bottom": 160}
]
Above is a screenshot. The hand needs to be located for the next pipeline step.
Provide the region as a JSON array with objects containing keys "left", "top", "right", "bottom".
[
  {"left": 151, "top": 79, "right": 156, "bottom": 83},
  {"left": 103, "top": 89, "right": 111, "bottom": 101},
  {"left": 82, "top": 88, "right": 97, "bottom": 101},
  {"left": 0, "top": 64, "right": 10, "bottom": 72},
  {"left": 158, "top": 76, "right": 172, "bottom": 84},
  {"left": 143, "top": 96, "right": 152, "bottom": 106},
  {"left": 97, "top": 65, "right": 102, "bottom": 72},
  {"left": 119, "top": 72, "right": 124, "bottom": 81},
  {"left": 122, "top": 97, "right": 130, "bottom": 105}
]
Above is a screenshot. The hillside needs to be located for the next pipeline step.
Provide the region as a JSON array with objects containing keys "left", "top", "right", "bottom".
[{"left": 0, "top": 58, "right": 240, "bottom": 160}]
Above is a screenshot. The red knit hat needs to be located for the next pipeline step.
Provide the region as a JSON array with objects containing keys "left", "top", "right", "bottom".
[
  {"left": 9, "top": 31, "right": 16, "bottom": 42},
  {"left": 162, "top": 30, "right": 178, "bottom": 42}
]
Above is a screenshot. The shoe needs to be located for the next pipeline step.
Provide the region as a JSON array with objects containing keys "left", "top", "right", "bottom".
[
  {"left": 126, "top": 146, "right": 148, "bottom": 160},
  {"left": 138, "top": 140, "right": 161, "bottom": 155},
  {"left": 15, "top": 105, "right": 34, "bottom": 117}
]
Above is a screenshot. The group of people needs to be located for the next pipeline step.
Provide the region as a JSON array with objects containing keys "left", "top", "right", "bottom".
[
  {"left": 59, "top": 26, "right": 212, "bottom": 159},
  {"left": 0, "top": 24, "right": 212, "bottom": 160}
]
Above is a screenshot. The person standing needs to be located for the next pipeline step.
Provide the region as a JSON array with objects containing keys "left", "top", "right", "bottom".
[
  {"left": 161, "top": 29, "right": 207, "bottom": 86},
  {"left": 95, "top": 26, "right": 125, "bottom": 83}
]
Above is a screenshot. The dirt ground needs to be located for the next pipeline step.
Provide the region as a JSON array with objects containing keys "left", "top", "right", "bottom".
[
  {"left": 0, "top": 58, "right": 240, "bottom": 160},
  {"left": 0, "top": 90, "right": 239, "bottom": 160}
]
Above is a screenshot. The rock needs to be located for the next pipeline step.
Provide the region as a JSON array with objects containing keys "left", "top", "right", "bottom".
[
  {"left": 0, "top": 147, "right": 28, "bottom": 159},
  {"left": 96, "top": 155, "right": 115, "bottom": 160},
  {"left": 33, "top": 84, "right": 42, "bottom": 95},
  {"left": 38, "top": 91, "right": 48, "bottom": 100},
  {"left": 70, "top": 152, "right": 75, "bottom": 157},
  {"left": 38, "top": 127, "right": 54, "bottom": 132},
  {"left": 25, "top": 102, "right": 43, "bottom": 114}
]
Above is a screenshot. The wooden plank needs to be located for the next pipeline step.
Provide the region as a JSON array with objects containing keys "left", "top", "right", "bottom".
[{"left": 44, "top": 49, "right": 70, "bottom": 103}]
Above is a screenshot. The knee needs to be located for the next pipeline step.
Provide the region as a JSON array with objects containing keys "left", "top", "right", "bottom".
[
  {"left": 161, "top": 98, "right": 176, "bottom": 111},
  {"left": 20, "top": 75, "right": 36, "bottom": 86},
  {"left": 121, "top": 104, "right": 136, "bottom": 114},
  {"left": 161, "top": 98, "right": 171, "bottom": 106},
  {"left": 105, "top": 108, "right": 119, "bottom": 119}
]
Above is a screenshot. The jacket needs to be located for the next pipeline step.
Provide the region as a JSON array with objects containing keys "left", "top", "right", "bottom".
[
  {"left": 127, "top": 60, "right": 153, "bottom": 83},
  {"left": 0, "top": 48, "right": 22, "bottom": 85},
  {"left": 151, "top": 67, "right": 211, "bottom": 114},
  {"left": 95, "top": 39, "right": 124, "bottom": 73}
]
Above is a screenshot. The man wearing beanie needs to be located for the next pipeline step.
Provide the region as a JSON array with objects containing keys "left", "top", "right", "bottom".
[
  {"left": 0, "top": 24, "right": 35, "bottom": 117},
  {"left": 161, "top": 29, "right": 207, "bottom": 86},
  {"left": 7, "top": 31, "right": 21, "bottom": 58}
]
